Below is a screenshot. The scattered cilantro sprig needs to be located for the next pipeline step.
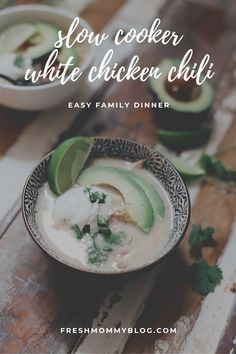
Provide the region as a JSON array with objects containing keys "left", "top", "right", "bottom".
[
  {"left": 189, "top": 260, "right": 223, "bottom": 295},
  {"left": 199, "top": 154, "right": 236, "bottom": 182},
  {"left": 188, "top": 224, "right": 223, "bottom": 295},
  {"left": 84, "top": 187, "right": 108, "bottom": 204},
  {"left": 71, "top": 225, "right": 83, "bottom": 239},
  {"left": 189, "top": 224, "right": 216, "bottom": 258}
]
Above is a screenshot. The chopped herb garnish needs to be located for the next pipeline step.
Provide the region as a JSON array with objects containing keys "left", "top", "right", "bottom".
[
  {"left": 189, "top": 224, "right": 216, "bottom": 258},
  {"left": 98, "top": 227, "right": 112, "bottom": 237},
  {"left": 189, "top": 260, "right": 223, "bottom": 295},
  {"left": 84, "top": 187, "right": 108, "bottom": 204},
  {"left": 105, "top": 232, "right": 123, "bottom": 245},
  {"left": 97, "top": 215, "right": 109, "bottom": 227},
  {"left": 71, "top": 214, "right": 126, "bottom": 266},
  {"left": 88, "top": 242, "right": 113, "bottom": 264},
  {"left": 71, "top": 224, "right": 83, "bottom": 239},
  {"left": 82, "top": 224, "right": 91, "bottom": 235}
]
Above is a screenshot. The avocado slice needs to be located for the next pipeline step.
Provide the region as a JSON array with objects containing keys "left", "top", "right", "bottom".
[
  {"left": 77, "top": 166, "right": 154, "bottom": 233},
  {"left": 122, "top": 170, "right": 165, "bottom": 218},
  {"left": 149, "top": 59, "right": 214, "bottom": 130},
  {"left": 58, "top": 45, "right": 79, "bottom": 68},
  {"left": 155, "top": 145, "right": 205, "bottom": 181},
  {"left": 158, "top": 126, "right": 212, "bottom": 151},
  {"left": 0, "top": 23, "right": 37, "bottom": 55},
  {"left": 24, "top": 22, "right": 59, "bottom": 60}
]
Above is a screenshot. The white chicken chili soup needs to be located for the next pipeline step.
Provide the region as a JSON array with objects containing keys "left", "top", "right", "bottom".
[{"left": 36, "top": 158, "right": 173, "bottom": 272}]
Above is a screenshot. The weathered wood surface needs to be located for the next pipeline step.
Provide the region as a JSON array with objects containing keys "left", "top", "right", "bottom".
[{"left": 0, "top": 0, "right": 236, "bottom": 353}]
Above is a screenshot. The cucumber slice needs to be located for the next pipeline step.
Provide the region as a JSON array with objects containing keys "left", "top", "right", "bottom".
[
  {"left": 158, "top": 127, "right": 211, "bottom": 151},
  {"left": 155, "top": 145, "right": 205, "bottom": 180},
  {"left": 58, "top": 45, "right": 79, "bottom": 67},
  {"left": 23, "top": 22, "right": 59, "bottom": 60},
  {"left": 0, "top": 23, "right": 36, "bottom": 55}
]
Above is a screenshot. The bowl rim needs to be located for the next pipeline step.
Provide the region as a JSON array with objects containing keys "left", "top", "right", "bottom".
[
  {"left": 22, "top": 136, "right": 191, "bottom": 275},
  {"left": 0, "top": 4, "right": 95, "bottom": 91}
]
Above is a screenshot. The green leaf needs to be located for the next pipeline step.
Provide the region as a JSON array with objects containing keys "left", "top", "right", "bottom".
[
  {"left": 189, "top": 224, "right": 203, "bottom": 257},
  {"left": 198, "top": 154, "right": 236, "bottom": 182},
  {"left": 106, "top": 232, "right": 123, "bottom": 245},
  {"left": 71, "top": 224, "right": 83, "bottom": 239},
  {"left": 189, "top": 260, "right": 223, "bottom": 295},
  {"left": 97, "top": 215, "right": 109, "bottom": 228},
  {"left": 189, "top": 224, "right": 216, "bottom": 258},
  {"left": 82, "top": 224, "right": 90, "bottom": 235},
  {"left": 201, "top": 226, "right": 216, "bottom": 246},
  {"left": 98, "top": 227, "right": 112, "bottom": 237},
  {"left": 84, "top": 187, "right": 108, "bottom": 204},
  {"left": 88, "top": 243, "right": 113, "bottom": 264},
  {"left": 98, "top": 192, "right": 108, "bottom": 204}
]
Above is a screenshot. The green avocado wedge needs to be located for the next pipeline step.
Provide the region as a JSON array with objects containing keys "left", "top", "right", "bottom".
[
  {"left": 155, "top": 145, "right": 205, "bottom": 181},
  {"left": 158, "top": 127, "right": 212, "bottom": 151},
  {"left": 122, "top": 170, "right": 165, "bottom": 218},
  {"left": 48, "top": 136, "right": 93, "bottom": 195},
  {"left": 77, "top": 166, "right": 154, "bottom": 233},
  {"left": 24, "top": 22, "right": 59, "bottom": 60},
  {"left": 58, "top": 45, "right": 79, "bottom": 67}
]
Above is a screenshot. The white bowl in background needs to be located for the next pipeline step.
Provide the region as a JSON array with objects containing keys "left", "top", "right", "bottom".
[{"left": 0, "top": 5, "right": 95, "bottom": 111}]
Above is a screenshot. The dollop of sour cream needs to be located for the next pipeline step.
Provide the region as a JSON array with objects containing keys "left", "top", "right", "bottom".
[{"left": 53, "top": 185, "right": 111, "bottom": 231}]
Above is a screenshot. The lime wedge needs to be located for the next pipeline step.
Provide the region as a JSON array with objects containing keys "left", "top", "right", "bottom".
[
  {"left": 158, "top": 127, "right": 211, "bottom": 151},
  {"left": 155, "top": 145, "right": 205, "bottom": 181},
  {"left": 48, "top": 136, "right": 93, "bottom": 195}
]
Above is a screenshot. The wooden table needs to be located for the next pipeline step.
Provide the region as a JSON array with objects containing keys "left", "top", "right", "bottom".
[{"left": 0, "top": 0, "right": 236, "bottom": 353}]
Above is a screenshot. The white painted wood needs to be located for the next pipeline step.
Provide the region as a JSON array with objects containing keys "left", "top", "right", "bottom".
[{"left": 180, "top": 221, "right": 236, "bottom": 354}]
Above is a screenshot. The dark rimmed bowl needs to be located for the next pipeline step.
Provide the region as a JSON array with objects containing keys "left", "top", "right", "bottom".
[{"left": 22, "top": 136, "right": 191, "bottom": 276}]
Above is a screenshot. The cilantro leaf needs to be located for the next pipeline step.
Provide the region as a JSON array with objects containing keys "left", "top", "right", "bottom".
[
  {"left": 201, "top": 226, "right": 216, "bottom": 246},
  {"left": 199, "top": 154, "right": 236, "bottom": 182},
  {"left": 189, "top": 224, "right": 216, "bottom": 258},
  {"left": 189, "top": 260, "right": 223, "bottom": 295},
  {"left": 82, "top": 224, "right": 90, "bottom": 235},
  {"left": 88, "top": 242, "right": 113, "bottom": 264},
  {"left": 84, "top": 187, "right": 108, "bottom": 204},
  {"left": 71, "top": 225, "right": 83, "bottom": 239},
  {"left": 106, "top": 232, "right": 123, "bottom": 245},
  {"left": 98, "top": 227, "right": 112, "bottom": 237},
  {"left": 97, "top": 215, "right": 109, "bottom": 227}
]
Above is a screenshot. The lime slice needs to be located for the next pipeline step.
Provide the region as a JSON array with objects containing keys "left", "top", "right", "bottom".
[
  {"left": 48, "top": 136, "right": 93, "bottom": 195},
  {"left": 158, "top": 127, "right": 211, "bottom": 151},
  {"left": 0, "top": 23, "right": 37, "bottom": 55},
  {"left": 155, "top": 145, "right": 205, "bottom": 181}
]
